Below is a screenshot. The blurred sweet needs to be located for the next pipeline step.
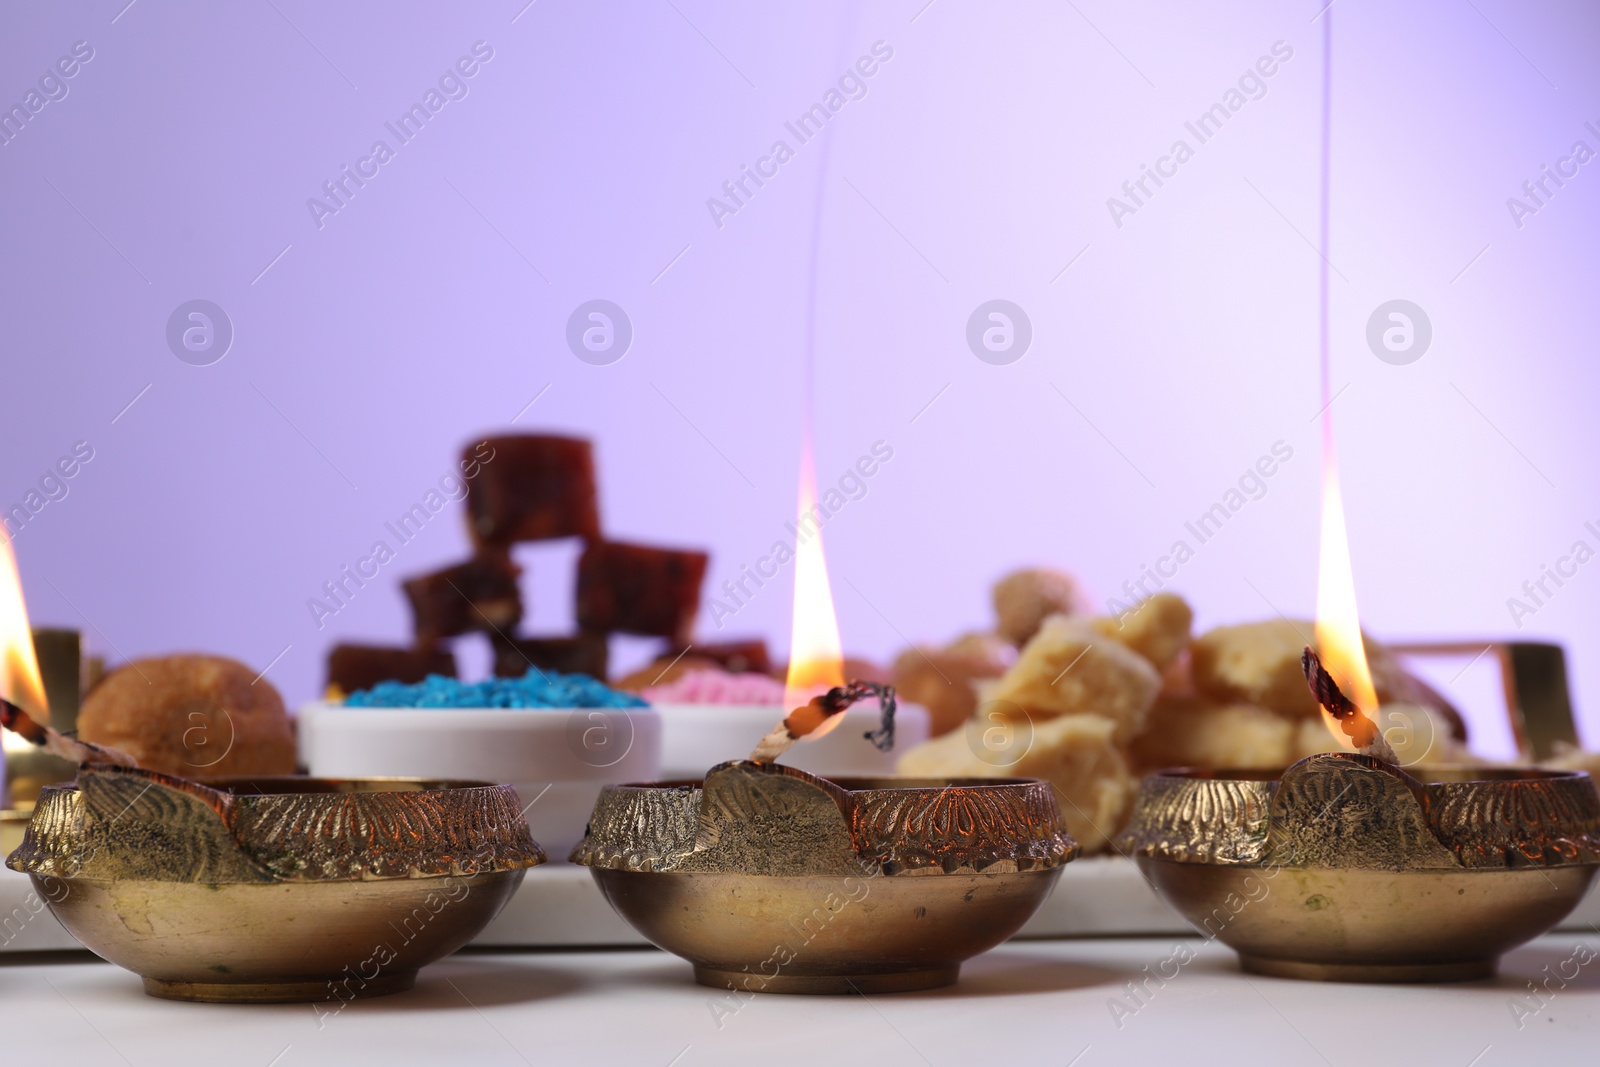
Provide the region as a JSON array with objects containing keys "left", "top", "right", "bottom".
[
  {"left": 1190, "top": 619, "right": 1319, "bottom": 716},
  {"left": 1127, "top": 696, "right": 1292, "bottom": 771},
  {"left": 663, "top": 639, "right": 772, "bottom": 676},
  {"left": 576, "top": 540, "right": 709, "bottom": 642},
  {"left": 1090, "top": 592, "right": 1193, "bottom": 672},
  {"left": 1156, "top": 648, "right": 1198, "bottom": 700},
  {"left": 891, "top": 633, "right": 1015, "bottom": 738},
  {"left": 943, "top": 631, "right": 1019, "bottom": 670},
  {"left": 897, "top": 713, "right": 1136, "bottom": 855},
  {"left": 1374, "top": 702, "right": 1477, "bottom": 765},
  {"left": 327, "top": 643, "right": 457, "bottom": 696},
  {"left": 1384, "top": 667, "right": 1470, "bottom": 745},
  {"left": 612, "top": 654, "right": 720, "bottom": 691},
  {"left": 490, "top": 632, "right": 608, "bottom": 680},
  {"left": 992, "top": 567, "right": 1085, "bottom": 646},
  {"left": 840, "top": 656, "right": 892, "bottom": 685},
  {"left": 1190, "top": 619, "right": 1420, "bottom": 718},
  {"left": 464, "top": 434, "right": 600, "bottom": 546},
  {"left": 78, "top": 654, "right": 296, "bottom": 776},
  {"left": 401, "top": 552, "right": 523, "bottom": 646},
  {"left": 641, "top": 668, "right": 788, "bottom": 705},
  {"left": 1542, "top": 743, "right": 1600, "bottom": 785},
  {"left": 1286, "top": 702, "right": 1478, "bottom": 766},
  {"left": 344, "top": 668, "right": 645, "bottom": 709},
  {"left": 988, "top": 616, "right": 1161, "bottom": 743}
]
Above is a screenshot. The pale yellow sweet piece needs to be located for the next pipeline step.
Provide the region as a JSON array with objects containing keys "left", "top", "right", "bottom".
[
  {"left": 1287, "top": 704, "right": 1479, "bottom": 767},
  {"left": 988, "top": 616, "right": 1160, "bottom": 742},
  {"left": 1191, "top": 619, "right": 1319, "bottom": 717},
  {"left": 896, "top": 712, "right": 1137, "bottom": 855},
  {"left": 1541, "top": 743, "right": 1600, "bottom": 778},
  {"left": 1090, "top": 593, "right": 1194, "bottom": 672},
  {"left": 992, "top": 567, "right": 1083, "bottom": 646},
  {"left": 1127, "top": 697, "right": 1292, "bottom": 771},
  {"left": 1289, "top": 717, "right": 1350, "bottom": 762},
  {"left": 1190, "top": 619, "right": 1415, "bottom": 719}
]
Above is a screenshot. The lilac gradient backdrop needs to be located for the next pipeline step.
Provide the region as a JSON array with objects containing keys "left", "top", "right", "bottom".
[{"left": 2, "top": 1, "right": 1597, "bottom": 743}]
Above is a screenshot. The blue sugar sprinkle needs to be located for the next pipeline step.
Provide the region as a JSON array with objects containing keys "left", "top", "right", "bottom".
[{"left": 343, "top": 669, "right": 648, "bottom": 709}]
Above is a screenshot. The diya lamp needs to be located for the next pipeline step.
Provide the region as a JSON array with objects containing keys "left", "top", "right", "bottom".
[
  {"left": 1120, "top": 396, "right": 1600, "bottom": 982},
  {"left": 0, "top": 545, "right": 545, "bottom": 1004},
  {"left": 571, "top": 441, "right": 1078, "bottom": 993}
]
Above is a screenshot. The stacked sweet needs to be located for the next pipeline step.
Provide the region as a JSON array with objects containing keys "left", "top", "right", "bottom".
[{"left": 325, "top": 434, "right": 714, "bottom": 694}]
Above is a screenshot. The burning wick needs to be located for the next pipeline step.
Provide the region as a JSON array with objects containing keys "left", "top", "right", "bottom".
[
  {"left": 749, "top": 681, "right": 897, "bottom": 764},
  {"left": 0, "top": 696, "right": 137, "bottom": 768},
  {"left": 1300, "top": 647, "right": 1398, "bottom": 764}
]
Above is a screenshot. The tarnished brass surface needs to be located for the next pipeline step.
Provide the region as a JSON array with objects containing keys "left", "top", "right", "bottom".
[
  {"left": 1121, "top": 754, "right": 1600, "bottom": 981},
  {"left": 5, "top": 771, "right": 545, "bottom": 1002},
  {"left": 572, "top": 761, "right": 1075, "bottom": 993},
  {"left": 33, "top": 870, "right": 526, "bottom": 1003}
]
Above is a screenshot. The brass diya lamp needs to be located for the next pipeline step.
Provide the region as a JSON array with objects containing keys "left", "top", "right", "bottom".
[
  {"left": 1119, "top": 650, "right": 1600, "bottom": 982},
  {"left": 580, "top": 452, "right": 1075, "bottom": 994},
  {"left": 6, "top": 764, "right": 545, "bottom": 1002},
  {"left": 572, "top": 758, "right": 1075, "bottom": 993},
  {"left": 1122, "top": 755, "right": 1599, "bottom": 982}
]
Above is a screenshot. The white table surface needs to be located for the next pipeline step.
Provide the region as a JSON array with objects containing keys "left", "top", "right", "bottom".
[{"left": 2, "top": 933, "right": 1594, "bottom": 1066}]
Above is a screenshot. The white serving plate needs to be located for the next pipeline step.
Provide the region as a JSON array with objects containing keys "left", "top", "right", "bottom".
[
  {"left": 296, "top": 702, "right": 661, "bottom": 858},
  {"left": 652, "top": 701, "right": 930, "bottom": 780}
]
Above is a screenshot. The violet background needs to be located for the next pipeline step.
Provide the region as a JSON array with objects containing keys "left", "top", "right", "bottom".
[{"left": 1, "top": 0, "right": 1596, "bottom": 749}]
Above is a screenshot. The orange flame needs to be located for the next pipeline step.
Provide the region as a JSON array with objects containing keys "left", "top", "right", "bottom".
[
  {"left": 1314, "top": 444, "right": 1377, "bottom": 743},
  {"left": 0, "top": 534, "right": 48, "bottom": 720},
  {"left": 784, "top": 437, "right": 845, "bottom": 726}
]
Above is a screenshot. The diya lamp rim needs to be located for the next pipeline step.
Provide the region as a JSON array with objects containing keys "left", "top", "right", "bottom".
[
  {"left": 572, "top": 762, "right": 1079, "bottom": 876},
  {"left": 1120, "top": 751, "right": 1600, "bottom": 871},
  {"left": 8, "top": 770, "right": 548, "bottom": 884},
  {"left": 1139, "top": 757, "right": 1596, "bottom": 787}
]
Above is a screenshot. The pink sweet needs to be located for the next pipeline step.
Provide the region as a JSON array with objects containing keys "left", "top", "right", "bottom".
[{"left": 641, "top": 668, "right": 789, "bottom": 706}]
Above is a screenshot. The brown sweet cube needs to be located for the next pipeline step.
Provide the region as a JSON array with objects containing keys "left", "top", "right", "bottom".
[
  {"left": 402, "top": 553, "right": 523, "bottom": 646},
  {"left": 576, "top": 540, "right": 708, "bottom": 641},
  {"left": 464, "top": 435, "right": 601, "bottom": 545},
  {"left": 666, "top": 639, "right": 771, "bottom": 675},
  {"left": 491, "top": 632, "right": 610, "bottom": 680},
  {"left": 327, "top": 643, "right": 457, "bottom": 695}
]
